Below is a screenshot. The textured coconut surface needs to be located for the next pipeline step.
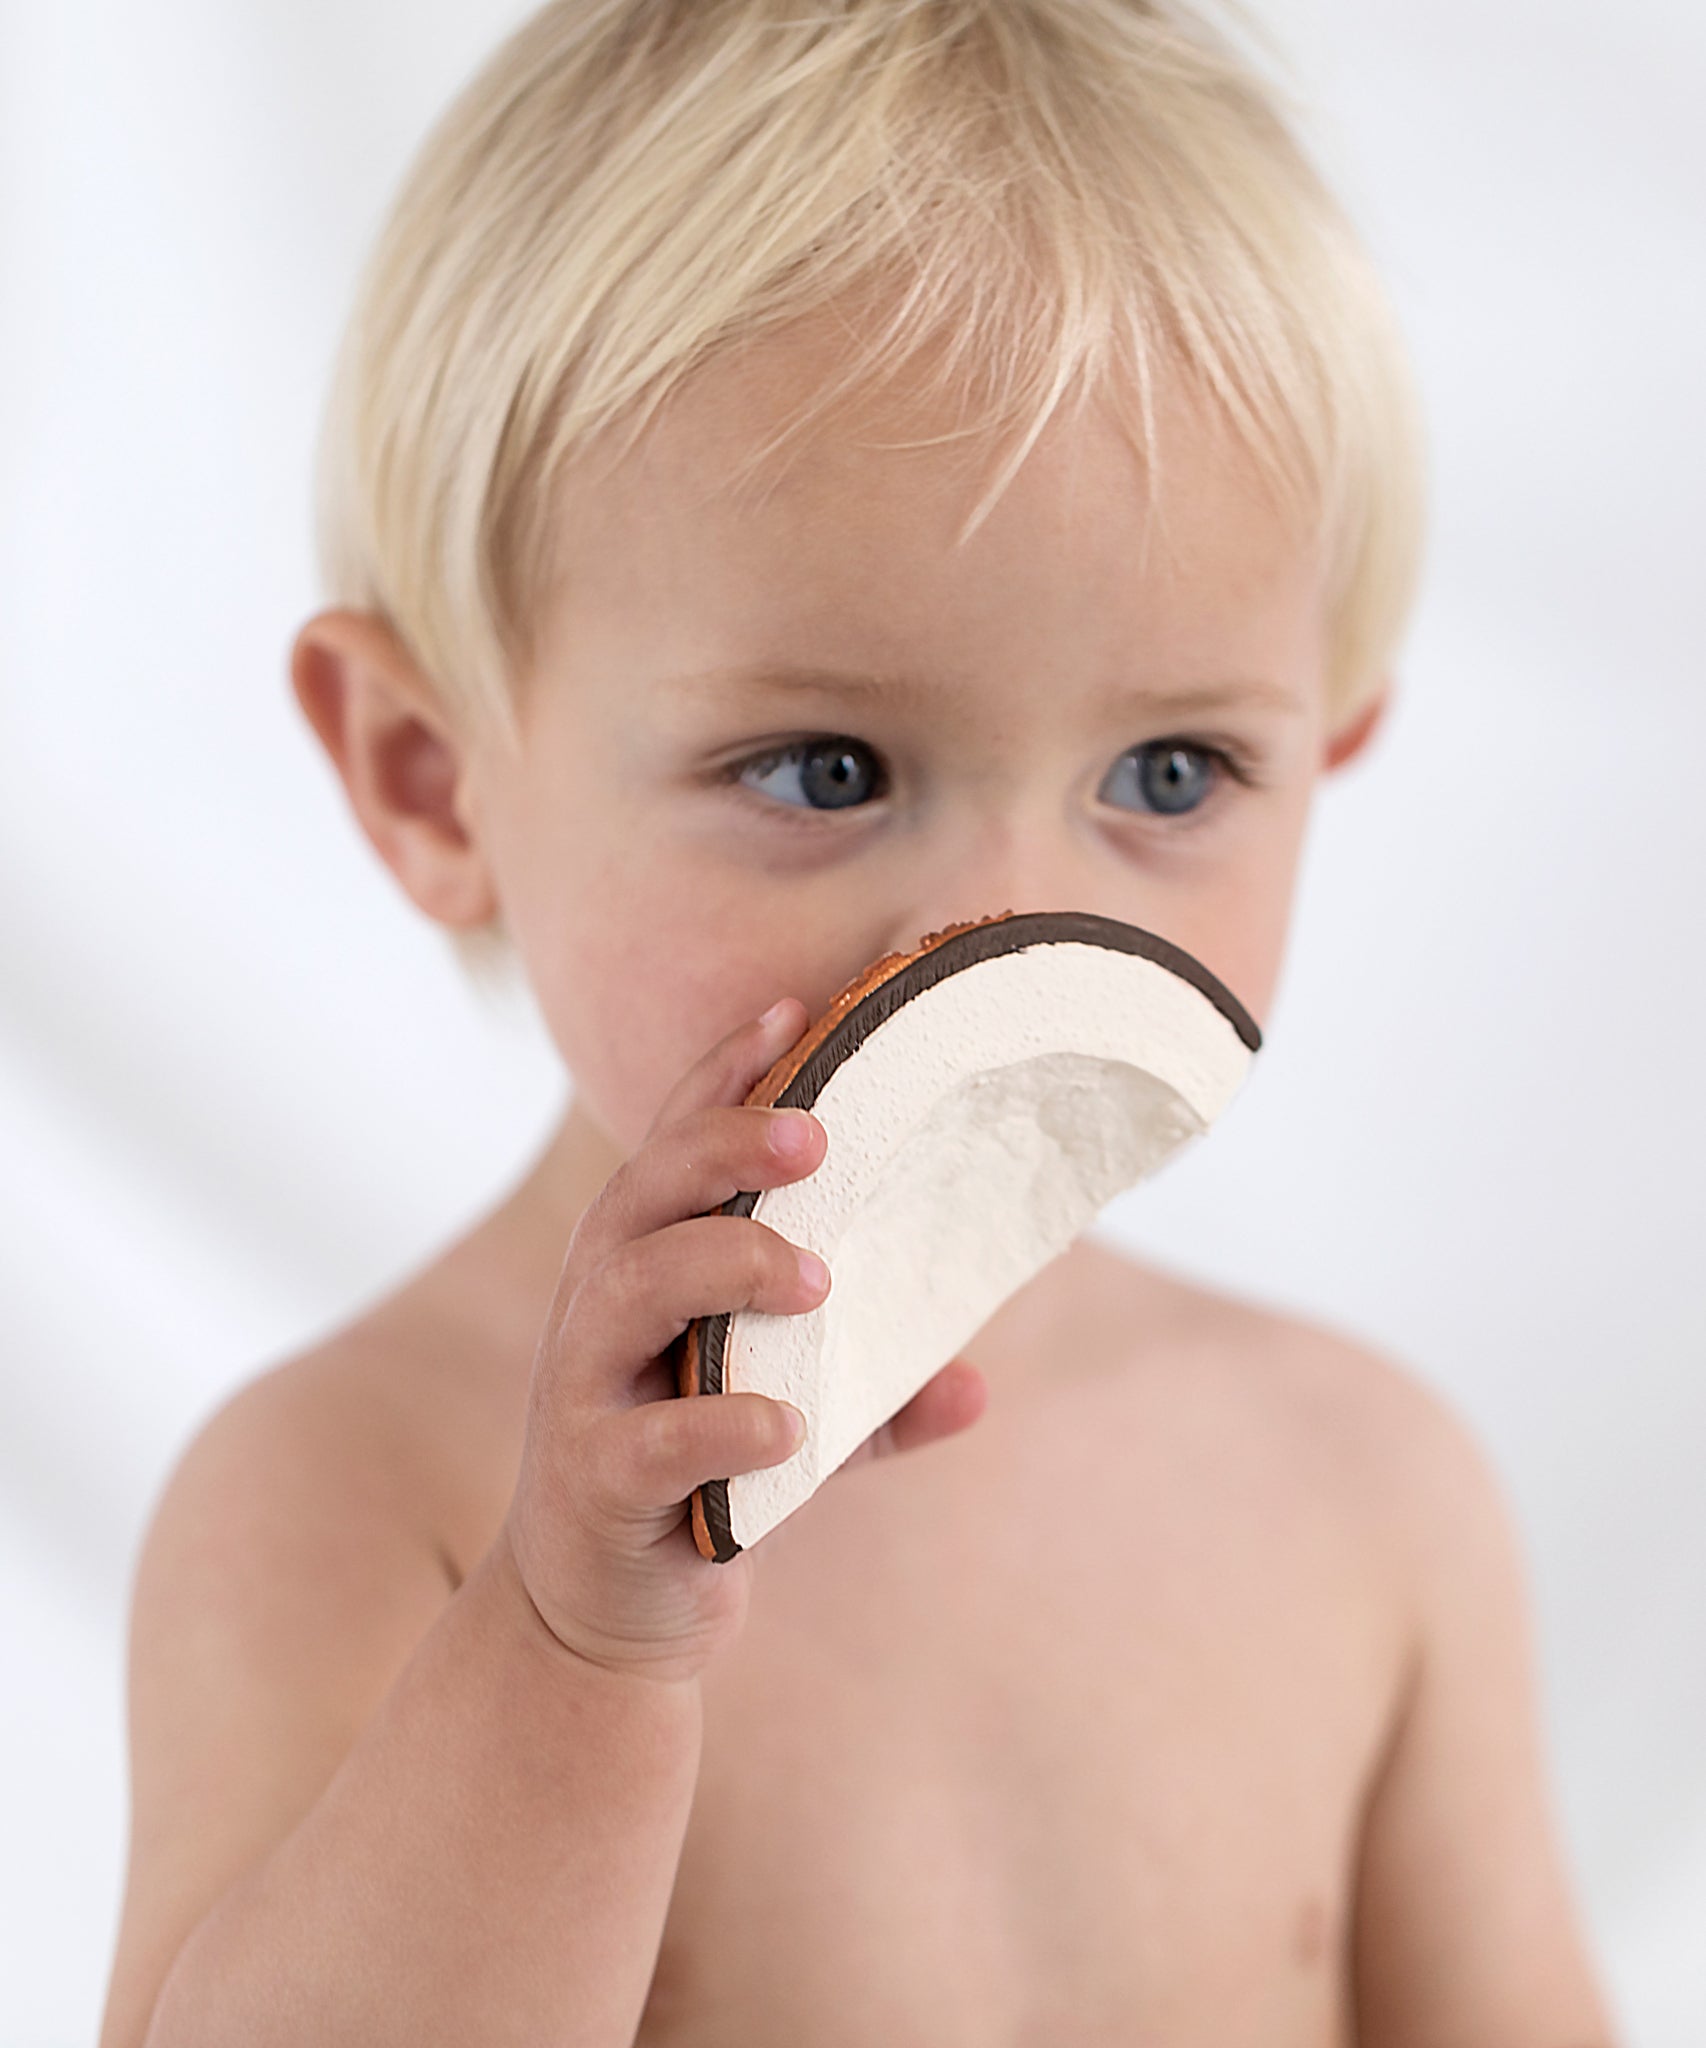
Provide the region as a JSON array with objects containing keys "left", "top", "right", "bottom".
[{"left": 680, "top": 910, "right": 1258, "bottom": 1561}]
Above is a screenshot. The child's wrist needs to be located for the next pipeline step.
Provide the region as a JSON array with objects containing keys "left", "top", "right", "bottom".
[{"left": 482, "top": 1518, "right": 706, "bottom": 1707}]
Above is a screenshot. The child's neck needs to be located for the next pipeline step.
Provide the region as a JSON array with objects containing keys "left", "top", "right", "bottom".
[{"left": 523, "top": 1091, "right": 631, "bottom": 1250}]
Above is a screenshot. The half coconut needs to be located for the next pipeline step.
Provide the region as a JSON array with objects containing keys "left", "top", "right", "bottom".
[{"left": 672, "top": 908, "right": 1261, "bottom": 1562}]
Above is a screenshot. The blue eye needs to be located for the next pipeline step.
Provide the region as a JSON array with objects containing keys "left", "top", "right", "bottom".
[
  {"left": 730, "top": 736, "right": 886, "bottom": 814},
  {"left": 724, "top": 733, "right": 1248, "bottom": 824},
  {"left": 1100, "top": 741, "right": 1227, "bottom": 817}
]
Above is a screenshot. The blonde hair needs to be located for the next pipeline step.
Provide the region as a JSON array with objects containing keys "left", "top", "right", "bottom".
[{"left": 311, "top": 0, "right": 1427, "bottom": 997}]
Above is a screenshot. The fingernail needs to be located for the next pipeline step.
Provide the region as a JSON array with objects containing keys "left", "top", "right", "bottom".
[
  {"left": 758, "top": 998, "right": 793, "bottom": 1032},
  {"left": 767, "top": 1109, "right": 816, "bottom": 1160},
  {"left": 781, "top": 1402, "right": 808, "bottom": 1447},
  {"left": 797, "top": 1249, "right": 830, "bottom": 1293}
]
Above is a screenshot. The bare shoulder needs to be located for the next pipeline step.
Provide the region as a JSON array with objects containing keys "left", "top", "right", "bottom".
[
  {"left": 1088, "top": 1235, "right": 1482, "bottom": 1452},
  {"left": 1075, "top": 1235, "right": 1508, "bottom": 1597},
  {"left": 129, "top": 1249, "right": 533, "bottom": 1739},
  {"left": 142, "top": 1294, "right": 464, "bottom": 1615},
  {"left": 102, "top": 1280, "right": 516, "bottom": 2046}
]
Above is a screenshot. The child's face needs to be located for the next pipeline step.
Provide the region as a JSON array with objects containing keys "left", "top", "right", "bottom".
[{"left": 461, "top": 322, "right": 1372, "bottom": 1156}]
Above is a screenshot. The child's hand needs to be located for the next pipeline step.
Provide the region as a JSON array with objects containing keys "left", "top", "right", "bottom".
[{"left": 500, "top": 997, "right": 987, "bottom": 1687}]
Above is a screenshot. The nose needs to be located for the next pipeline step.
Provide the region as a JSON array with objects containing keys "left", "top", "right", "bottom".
[{"left": 881, "top": 812, "right": 1137, "bottom": 958}]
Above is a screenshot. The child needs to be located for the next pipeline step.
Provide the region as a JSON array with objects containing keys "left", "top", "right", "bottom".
[{"left": 101, "top": 1, "right": 1620, "bottom": 2040}]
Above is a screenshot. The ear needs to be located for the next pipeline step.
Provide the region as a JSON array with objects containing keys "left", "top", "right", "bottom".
[
  {"left": 289, "top": 608, "right": 500, "bottom": 929},
  {"left": 1322, "top": 682, "right": 1392, "bottom": 773}
]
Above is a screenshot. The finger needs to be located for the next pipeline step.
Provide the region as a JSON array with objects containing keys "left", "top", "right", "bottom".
[
  {"left": 839, "top": 1358, "right": 989, "bottom": 1474},
  {"left": 593, "top": 1389, "right": 806, "bottom": 1523},
  {"left": 565, "top": 1212, "right": 830, "bottom": 1405},
  {"left": 563, "top": 998, "right": 815, "bottom": 1283},
  {"left": 581, "top": 1099, "right": 826, "bottom": 1271},
  {"left": 647, "top": 998, "right": 806, "bottom": 1142}
]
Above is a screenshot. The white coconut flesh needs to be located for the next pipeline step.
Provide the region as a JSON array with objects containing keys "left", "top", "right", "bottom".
[{"left": 722, "top": 937, "right": 1255, "bottom": 1551}]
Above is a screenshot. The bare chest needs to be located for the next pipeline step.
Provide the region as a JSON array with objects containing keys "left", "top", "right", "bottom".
[{"left": 637, "top": 1358, "right": 1402, "bottom": 2046}]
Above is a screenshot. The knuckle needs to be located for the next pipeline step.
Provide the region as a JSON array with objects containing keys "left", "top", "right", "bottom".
[
  {"left": 592, "top": 1408, "right": 646, "bottom": 1502},
  {"left": 558, "top": 1186, "right": 620, "bottom": 1287},
  {"left": 631, "top": 1393, "right": 687, "bottom": 1473},
  {"left": 590, "top": 1156, "right": 638, "bottom": 1232},
  {"left": 670, "top": 1105, "right": 723, "bottom": 1179},
  {"left": 682, "top": 1102, "right": 727, "bottom": 1149},
  {"left": 562, "top": 1243, "right": 643, "bottom": 1350},
  {"left": 538, "top": 1262, "right": 587, "bottom": 1357},
  {"left": 598, "top": 1234, "right": 652, "bottom": 1301}
]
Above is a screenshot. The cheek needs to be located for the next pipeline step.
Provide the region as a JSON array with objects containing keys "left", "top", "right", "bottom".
[
  {"left": 515, "top": 842, "right": 823, "bottom": 1150},
  {"left": 1199, "top": 791, "right": 1314, "bottom": 1028},
  {"left": 1218, "top": 884, "right": 1293, "bottom": 1032}
]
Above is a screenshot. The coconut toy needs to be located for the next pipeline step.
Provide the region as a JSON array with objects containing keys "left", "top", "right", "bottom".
[{"left": 672, "top": 908, "right": 1262, "bottom": 1562}]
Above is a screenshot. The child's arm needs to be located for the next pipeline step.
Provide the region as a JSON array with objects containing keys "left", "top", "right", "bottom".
[
  {"left": 100, "top": 1410, "right": 705, "bottom": 2047},
  {"left": 101, "top": 997, "right": 981, "bottom": 2044},
  {"left": 95, "top": 1002, "right": 816, "bottom": 2043},
  {"left": 1348, "top": 1372, "right": 1622, "bottom": 2046}
]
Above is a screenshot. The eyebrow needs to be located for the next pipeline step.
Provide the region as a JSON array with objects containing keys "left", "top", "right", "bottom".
[{"left": 654, "top": 662, "right": 1305, "bottom": 719}]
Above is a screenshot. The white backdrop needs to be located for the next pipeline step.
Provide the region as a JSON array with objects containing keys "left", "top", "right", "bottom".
[{"left": 2, "top": 1, "right": 1702, "bottom": 2041}]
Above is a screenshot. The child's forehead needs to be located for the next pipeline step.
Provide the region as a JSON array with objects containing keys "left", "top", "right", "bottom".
[
  {"left": 530, "top": 351, "right": 1329, "bottom": 743},
  {"left": 554, "top": 316, "right": 1321, "bottom": 599}
]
